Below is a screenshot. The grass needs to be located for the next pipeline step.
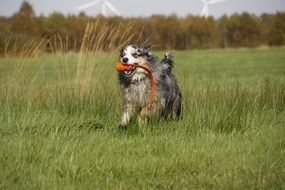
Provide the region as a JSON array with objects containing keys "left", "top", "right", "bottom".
[{"left": 0, "top": 47, "right": 285, "bottom": 189}]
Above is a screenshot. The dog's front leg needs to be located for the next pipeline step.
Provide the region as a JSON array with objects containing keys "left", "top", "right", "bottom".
[
  {"left": 138, "top": 107, "right": 149, "bottom": 126},
  {"left": 119, "top": 103, "right": 132, "bottom": 128}
]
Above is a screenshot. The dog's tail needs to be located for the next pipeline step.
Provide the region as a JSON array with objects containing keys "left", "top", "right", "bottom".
[{"left": 161, "top": 51, "right": 174, "bottom": 71}]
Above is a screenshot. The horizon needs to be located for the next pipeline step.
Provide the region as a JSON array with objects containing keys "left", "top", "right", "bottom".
[{"left": 1, "top": 0, "right": 285, "bottom": 18}]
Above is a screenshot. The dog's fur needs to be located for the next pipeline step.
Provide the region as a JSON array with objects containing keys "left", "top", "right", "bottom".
[{"left": 117, "top": 45, "right": 182, "bottom": 128}]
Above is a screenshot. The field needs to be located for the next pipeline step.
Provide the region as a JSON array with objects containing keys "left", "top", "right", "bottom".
[{"left": 0, "top": 47, "right": 285, "bottom": 189}]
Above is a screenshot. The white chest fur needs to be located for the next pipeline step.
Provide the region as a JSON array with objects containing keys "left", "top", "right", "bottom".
[{"left": 124, "top": 78, "right": 150, "bottom": 108}]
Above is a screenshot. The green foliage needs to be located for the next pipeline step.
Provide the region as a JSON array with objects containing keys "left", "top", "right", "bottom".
[
  {"left": 10, "top": 1, "right": 39, "bottom": 36},
  {"left": 268, "top": 12, "right": 285, "bottom": 46},
  {"left": 0, "top": 48, "right": 285, "bottom": 189},
  {"left": 1, "top": 1, "right": 285, "bottom": 55},
  {"left": 225, "top": 13, "right": 267, "bottom": 47}
]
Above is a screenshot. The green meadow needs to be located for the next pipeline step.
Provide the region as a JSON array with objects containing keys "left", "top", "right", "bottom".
[{"left": 0, "top": 48, "right": 285, "bottom": 189}]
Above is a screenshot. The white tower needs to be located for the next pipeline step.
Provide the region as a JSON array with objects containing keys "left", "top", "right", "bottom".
[
  {"left": 200, "top": 0, "right": 228, "bottom": 18},
  {"left": 77, "top": 0, "right": 121, "bottom": 17}
]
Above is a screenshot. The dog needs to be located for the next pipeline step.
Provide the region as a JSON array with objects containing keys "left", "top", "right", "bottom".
[{"left": 117, "top": 45, "right": 182, "bottom": 128}]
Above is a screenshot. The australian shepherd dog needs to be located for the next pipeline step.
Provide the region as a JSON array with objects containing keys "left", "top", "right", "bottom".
[{"left": 117, "top": 45, "right": 182, "bottom": 128}]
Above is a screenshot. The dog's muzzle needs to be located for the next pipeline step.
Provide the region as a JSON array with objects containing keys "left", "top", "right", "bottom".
[
  {"left": 124, "top": 63, "right": 138, "bottom": 76},
  {"left": 124, "top": 69, "right": 135, "bottom": 75}
]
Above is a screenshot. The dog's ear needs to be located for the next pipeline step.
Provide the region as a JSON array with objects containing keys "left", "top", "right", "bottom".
[
  {"left": 120, "top": 45, "right": 127, "bottom": 52},
  {"left": 137, "top": 45, "right": 152, "bottom": 56},
  {"left": 119, "top": 47, "right": 126, "bottom": 58}
]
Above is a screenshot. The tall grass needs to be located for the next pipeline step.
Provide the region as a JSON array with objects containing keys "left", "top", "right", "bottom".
[
  {"left": 0, "top": 23, "right": 285, "bottom": 189},
  {"left": 1, "top": 21, "right": 138, "bottom": 115}
]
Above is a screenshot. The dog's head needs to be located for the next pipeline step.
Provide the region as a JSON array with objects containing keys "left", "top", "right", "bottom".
[{"left": 119, "top": 45, "right": 152, "bottom": 77}]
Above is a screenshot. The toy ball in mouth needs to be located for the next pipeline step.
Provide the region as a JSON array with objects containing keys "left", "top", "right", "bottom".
[{"left": 115, "top": 62, "right": 136, "bottom": 75}]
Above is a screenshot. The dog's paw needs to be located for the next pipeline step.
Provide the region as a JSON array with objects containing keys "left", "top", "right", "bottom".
[{"left": 118, "top": 124, "right": 127, "bottom": 130}]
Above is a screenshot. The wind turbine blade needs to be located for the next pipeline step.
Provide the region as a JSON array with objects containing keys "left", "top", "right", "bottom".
[
  {"left": 102, "top": 3, "right": 107, "bottom": 16},
  {"left": 104, "top": 0, "right": 121, "bottom": 16},
  {"left": 77, "top": 0, "right": 101, "bottom": 10},
  {"left": 200, "top": 4, "right": 208, "bottom": 17}
]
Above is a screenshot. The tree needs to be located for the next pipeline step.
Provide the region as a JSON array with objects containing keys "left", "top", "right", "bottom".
[
  {"left": 0, "top": 17, "right": 9, "bottom": 54},
  {"left": 43, "top": 12, "right": 66, "bottom": 36},
  {"left": 188, "top": 16, "right": 216, "bottom": 48},
  {"left": 217, "top": 15, "right": 228, "bottom": 48},
  {"left": 268, "top": 12, "right": 285, "bottom": 46},
  {"left": 225, "top": 13, "right": 266, "bottom": 47},
  {"left": 10, "top": 1, "right": 39, "bottom": 36},
  {"left": 0, "top": 7, "right": 284, "bottom": 54}
]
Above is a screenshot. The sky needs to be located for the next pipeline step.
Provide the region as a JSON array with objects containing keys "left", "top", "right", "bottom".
[{"left": 0, "top": 0, "right": 285, "bottom": 18}]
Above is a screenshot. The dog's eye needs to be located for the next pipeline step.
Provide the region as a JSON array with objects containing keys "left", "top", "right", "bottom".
[
  {"left": 132, "top": 53, "right": 139, "bottom": 58},
  {"left": 120, "top": 52, "right": 125, "bottom": 57}
]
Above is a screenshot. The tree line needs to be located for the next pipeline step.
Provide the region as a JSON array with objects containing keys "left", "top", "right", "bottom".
[{"left": 0, "top": 1, "right": 285, "bottom": 54}]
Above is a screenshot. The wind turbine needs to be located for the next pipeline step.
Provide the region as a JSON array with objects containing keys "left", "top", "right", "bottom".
[
  {"left": 77, "top": 0, "right": 121, "bottom": 17},
  {"left": 200, "top": 0, "right": 228, "bottom": 18}
]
